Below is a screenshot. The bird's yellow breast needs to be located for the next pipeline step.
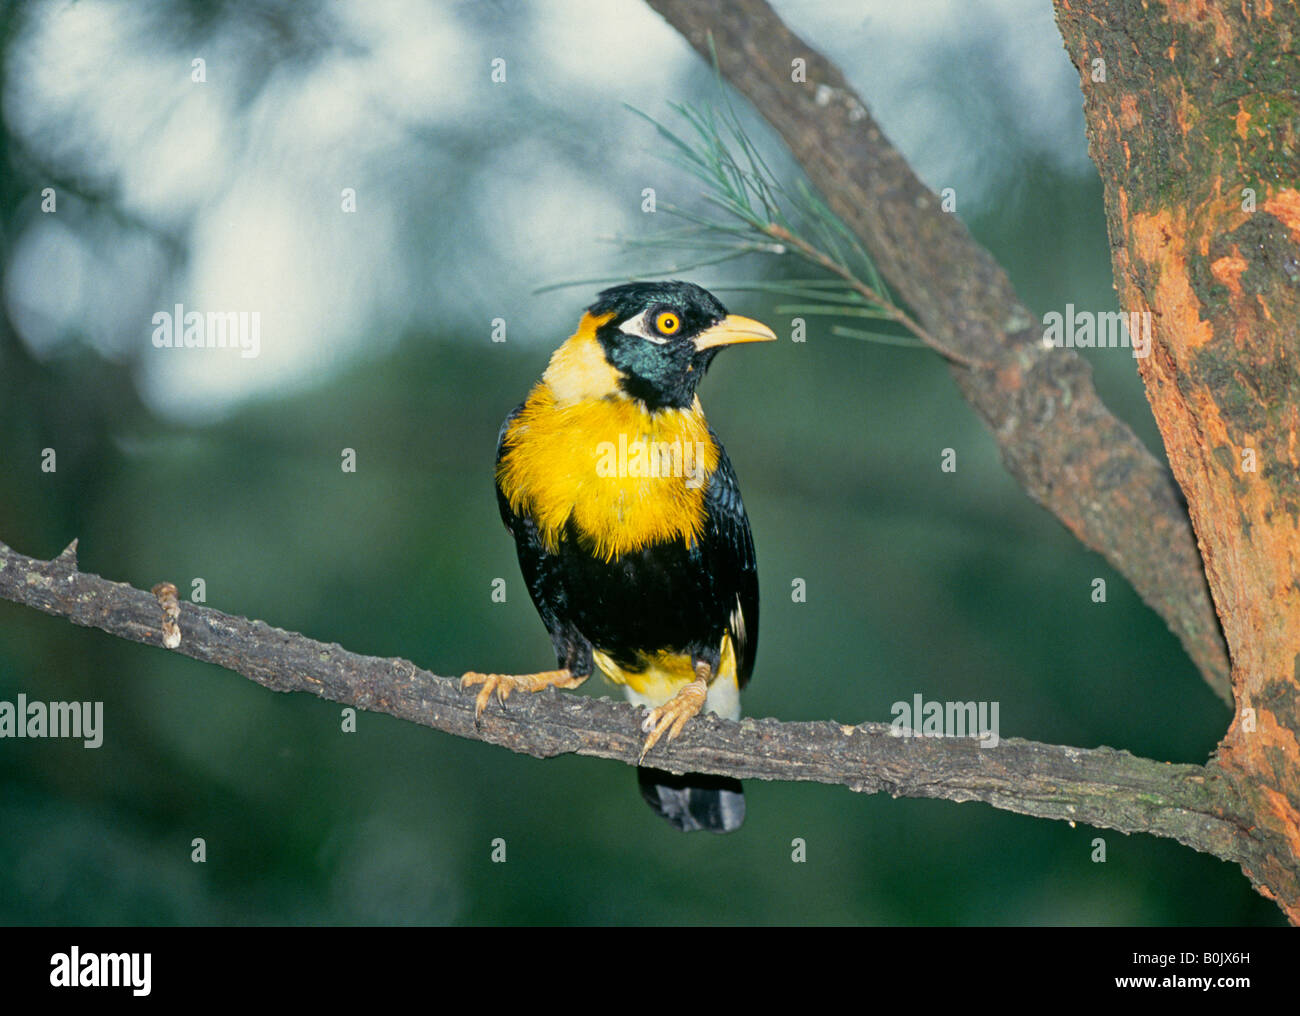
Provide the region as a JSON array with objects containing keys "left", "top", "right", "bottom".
[{"left": 498, "top": 313, "right": 720, "bottom": 562}]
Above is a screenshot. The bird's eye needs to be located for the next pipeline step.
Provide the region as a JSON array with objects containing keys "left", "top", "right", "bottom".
[{"left": 654, "top": 311, "right": 681, "bottom": 336}]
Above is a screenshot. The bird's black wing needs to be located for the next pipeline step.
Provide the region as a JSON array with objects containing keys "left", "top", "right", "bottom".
[
  {"left": 494, "top": 403, "right": 526, "bottom": 535},
  {"left": 494, "top": 403, "right": 592, "bottom": 676},
  {"left": 703, "top": 435, "right": 759, "bottom": 689}
]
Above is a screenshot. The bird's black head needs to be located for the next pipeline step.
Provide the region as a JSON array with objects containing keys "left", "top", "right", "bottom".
[{"left": 586, "top": 280, "right": 776, "bottom": 411}]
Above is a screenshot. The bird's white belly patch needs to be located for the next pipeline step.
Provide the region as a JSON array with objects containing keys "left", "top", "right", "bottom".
[
  {"left": 594, "top": 636, "right": 742, "bottom": 722},
  {"left": 618, "top": 671, "right": 740, "bottom": 722}
]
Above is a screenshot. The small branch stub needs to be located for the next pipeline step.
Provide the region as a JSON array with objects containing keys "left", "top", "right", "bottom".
[{"left": 152, "top": 581, "right": 182, "bottom": 649}]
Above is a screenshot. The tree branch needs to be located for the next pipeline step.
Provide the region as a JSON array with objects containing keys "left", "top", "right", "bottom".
[
  {"left": 0, "top": 537, "right": 1268, "bottom": 875},
  {"left": 643, "top": 0, "right": 1232, "bottom": 703}
]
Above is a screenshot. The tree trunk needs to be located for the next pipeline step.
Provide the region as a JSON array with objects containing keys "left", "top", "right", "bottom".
[{"left": 1053, "top": 0, "right": 1300, "bottom": 919}]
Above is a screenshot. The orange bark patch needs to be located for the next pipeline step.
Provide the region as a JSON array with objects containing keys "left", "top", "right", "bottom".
[
  {"left": 1172, "top": 81, "right": 1193, "bottom": 135},
  {"left": 1129, "top": 209, "right": 1215, "bottom": 351},
  {"left": 1191, "top": 386, "right": 1235, "bottom": 466},
  {"left": 1259, "top": 702, "right": 1300, "bottom": 752},
  {"left": 1263, "top": 189, "right": 1300, "bottom": 243},
  {"left": 1259, "top": 784, "right": 1300, "bottom": 858},
  {"left": 1227, "top": 701, "right": 1300, "bottom": 858},
  {"left": 1163, "top": 0, "right": 1236, "bottom": 54},
  {"left": 1211, "top": 252, "right": 1248, "bottom": 298},
  {"left": 1235, "top": 106, "right": 1251, "bottom": 140},
  {"left": 1120, "top": 93, "right": 1141, "bottom": 129},
  {"left": 1215, "top": 245, "right": 1255, "bottom": 349}
]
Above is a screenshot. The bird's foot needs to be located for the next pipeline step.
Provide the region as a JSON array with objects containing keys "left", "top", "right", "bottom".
[
  {"left": 459, "top": 668, "right": 586, "bottom": 721},
  {"left": 639, "top": 676, "right": 708, "bottom": 763}
]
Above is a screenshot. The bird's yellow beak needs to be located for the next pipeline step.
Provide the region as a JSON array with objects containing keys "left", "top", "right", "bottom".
[{"left": 692, "top": 314, "right": 778, "bottom": 351}]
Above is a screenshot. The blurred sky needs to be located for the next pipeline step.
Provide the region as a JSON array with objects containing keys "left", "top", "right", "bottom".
[{"left": 4, "top": 0, "right": 1088, "bottom": 418}]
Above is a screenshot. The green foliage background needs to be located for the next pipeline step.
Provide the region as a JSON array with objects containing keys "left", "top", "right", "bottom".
[{"left": 0, "top": 0, "right": 1279, "bottom": 925}]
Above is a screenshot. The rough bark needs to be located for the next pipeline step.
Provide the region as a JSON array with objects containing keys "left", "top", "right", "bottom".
[
  {"left": 1053, "top": 0, "right": 1300, "bottom": 922},
  {"left": 644, "top": 0, "right": 1232, "bottom": 704}
]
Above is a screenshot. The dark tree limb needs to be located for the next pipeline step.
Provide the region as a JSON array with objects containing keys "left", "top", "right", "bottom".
[
  {"left": 0, "top": 537, "right": 1277, "bottom": 890},
  {"left": 644, "top": 0, "right": 1232, "bottom": 704}
]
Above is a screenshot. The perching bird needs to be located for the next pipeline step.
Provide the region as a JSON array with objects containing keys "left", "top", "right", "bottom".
[{"left": 462, "top": 280, "right": 774, "bottom": 832}]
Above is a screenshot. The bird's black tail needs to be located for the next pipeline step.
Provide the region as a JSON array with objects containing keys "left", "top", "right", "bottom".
[{"left": 637, "top": 767, "right": 745, "bottom": 833}]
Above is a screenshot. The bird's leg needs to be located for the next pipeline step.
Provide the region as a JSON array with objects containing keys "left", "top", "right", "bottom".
[
  {"left": 459, "top": 668, "right": 587, "bottom": 720},
  {"left": 639, "top": 660, "right": 712, "bottom": 763}
]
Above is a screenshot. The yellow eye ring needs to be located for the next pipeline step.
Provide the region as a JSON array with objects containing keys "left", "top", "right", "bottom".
[{"left": 655, "top": 311, "right": 681, "bottom": 335}]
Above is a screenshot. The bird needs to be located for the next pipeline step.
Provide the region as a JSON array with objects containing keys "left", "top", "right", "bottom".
[{"left": 461, "top": 280, "right": 775, "bottom": 833}]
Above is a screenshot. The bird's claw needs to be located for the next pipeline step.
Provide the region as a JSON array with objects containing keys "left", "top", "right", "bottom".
[
  {"left": 639, "top": 677, "right": 708, "bottom": 763},
  {"left": 459, "top": 669, "right": 582, "bottom": 723},
  {"left": 459, "top": 672, "right": 500, "bottom": 723}
]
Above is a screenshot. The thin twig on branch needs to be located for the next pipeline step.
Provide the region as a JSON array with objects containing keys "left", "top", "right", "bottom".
[
  {"left": 643, "top": 0, "right": 1231, "bottom": 703},
  {"left": 0, "top": 537, "right": 1262, "bottom": 871},
  {"left": 758, "top": 222, "right": 983, "bottom": 367}
]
